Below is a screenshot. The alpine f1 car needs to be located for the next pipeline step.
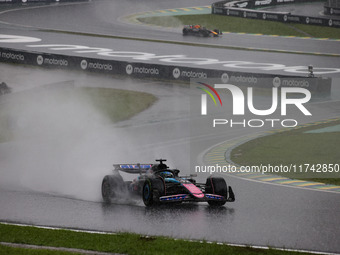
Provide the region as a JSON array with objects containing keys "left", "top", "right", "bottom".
[
  {"left": 102, "top": 159, "right": 235, "bottom": 207},
  {"left": 182, "top": 25, "right": 222, "bottom": 37}
]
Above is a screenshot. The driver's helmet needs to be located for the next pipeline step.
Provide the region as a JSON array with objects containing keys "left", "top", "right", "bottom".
[
  {"left": 159, "top": 171, "right": 174, "bottom": 179},
  {"left": 194, "top": 24, "right": 200, "bottom": 29},
  {"left": 151, "top": 163, "right": 168, "bottom": 172}
]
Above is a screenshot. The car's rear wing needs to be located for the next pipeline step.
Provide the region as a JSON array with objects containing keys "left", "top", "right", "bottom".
[{"left": 113, "top": 164, "right": 153, "bottom": 174}]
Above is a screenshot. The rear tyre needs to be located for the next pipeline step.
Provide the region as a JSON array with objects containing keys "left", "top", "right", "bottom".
[
  {"left": 101, "top": 175, "right": 125, "bottom": 203},
  {"left": 182, "top": 28, "right": 189, "bottom": 35},
  {"left": 205, "top": 176, "right": 228, "bottom": 206}
]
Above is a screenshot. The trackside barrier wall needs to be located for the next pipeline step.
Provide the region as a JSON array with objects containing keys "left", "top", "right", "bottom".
[
  {"left": 0, "top": 47, "right": 332, "bottom": 96},
  {"left": 212, "top": 0, "right": 340, "bottom": 28},
  {"left": 324, "top": 5, "right": 340, "bottom": 15},
  {"left": 324, "top": 0, "right": 340, "bottom": 15},
  {"left": 214, "top": 0, "right": 324, "bottom": 9}
]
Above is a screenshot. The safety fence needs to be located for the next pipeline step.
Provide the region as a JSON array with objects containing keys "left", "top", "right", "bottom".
[{"left": 212, "top": 0, "right": 340, "bottom": 28}]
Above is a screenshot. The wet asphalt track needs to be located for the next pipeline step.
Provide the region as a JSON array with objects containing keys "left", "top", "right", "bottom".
[
  {"left": 0, "top": 0, "right": 340, "bottom": 253},
  {"left": 0, "top": 27, "right": 340, "bottom": 78},
  {"left": 0, "top": 0, "right": 340, "bottom": 56},
  {"left": 0, "top": 64, "right": 340, "bottom": 253}
]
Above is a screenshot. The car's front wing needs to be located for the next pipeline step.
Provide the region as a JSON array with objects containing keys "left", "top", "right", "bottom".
[{"left": 159, "top": 193, "right": 234, "bottom": 203}]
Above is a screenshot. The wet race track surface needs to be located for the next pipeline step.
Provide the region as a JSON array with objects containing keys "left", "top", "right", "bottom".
[
  {"left": 0, "top": 0, "right": 340, "bottom": 253},
  {"left": 1, "top": 184, "right": 340, "bottom": 252}
]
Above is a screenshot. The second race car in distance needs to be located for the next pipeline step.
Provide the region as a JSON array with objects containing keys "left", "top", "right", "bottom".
[
  {"left": 102, "top": 159, "right": 235, "bottom": 207},
  {"left": 182, "top": 24, "right": 222, "bottom": 37}
]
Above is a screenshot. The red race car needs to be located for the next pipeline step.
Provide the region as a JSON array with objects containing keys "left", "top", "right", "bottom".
[{"left": 182, "top": 24, "right": 222, "bottom": 37}]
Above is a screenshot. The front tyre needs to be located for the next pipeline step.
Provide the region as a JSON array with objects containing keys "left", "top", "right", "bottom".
[
  {"left": 206, "top": 176, "right": 228, "bottom": 206},
  {"left": 213, "top": 29, "right": 221, "bottom": 36}
]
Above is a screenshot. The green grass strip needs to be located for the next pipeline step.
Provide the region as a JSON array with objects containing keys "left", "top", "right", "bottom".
[
  {"left": 0, "top": 244, "right": 83, "bottom": 255},
  {"left": 0, "top": 223, "right": 311, "bottom": 255},
  {"left": 231, "top": 119, "right": 340, "bottom": 185}
]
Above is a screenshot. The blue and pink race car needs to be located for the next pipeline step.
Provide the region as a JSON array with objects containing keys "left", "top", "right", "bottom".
[{"left": 101, "top": 159, "right": 235, "bottom": 207}]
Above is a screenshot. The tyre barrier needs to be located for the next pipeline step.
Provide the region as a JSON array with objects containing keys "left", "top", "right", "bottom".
[
  {"left": 212, "top": 0, "right": 340, "bottom": 28},
  {"left": 0, "top": 46, "right": 332, "bottom": 96}
]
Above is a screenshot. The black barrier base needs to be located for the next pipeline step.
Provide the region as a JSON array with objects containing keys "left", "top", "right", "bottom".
[
  {"left": 0, "top": 47, "right": 332, "bottom": 96},
  {"left": 324, "top": 5, "right": 340, "bottom": 15}
]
